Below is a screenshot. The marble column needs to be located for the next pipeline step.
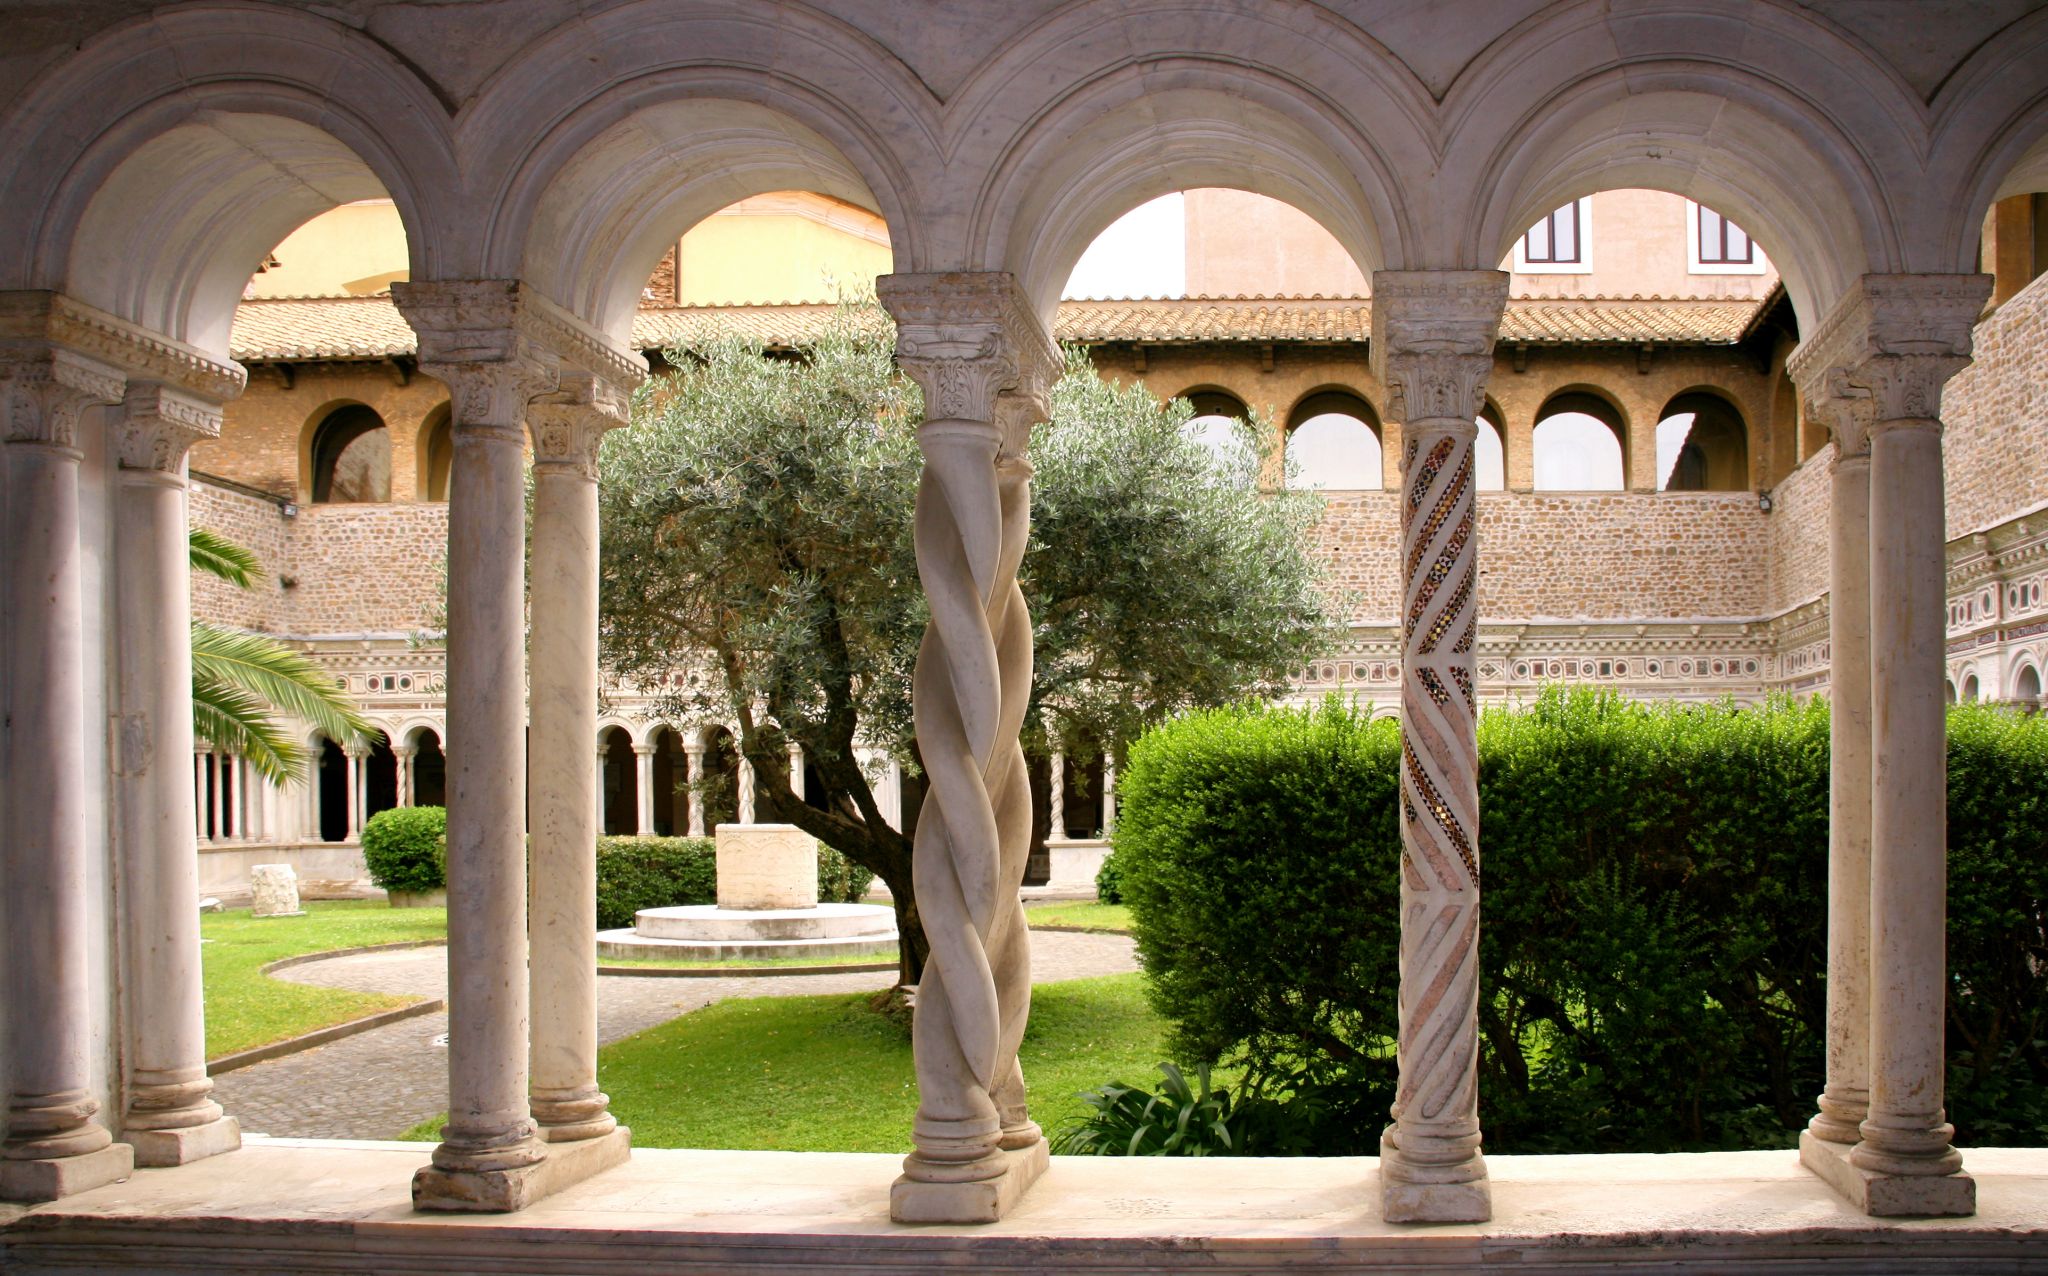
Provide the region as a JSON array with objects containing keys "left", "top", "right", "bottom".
[
  {"left": 0, "top": 345, "right": 133, "bottom": 1202},
  {"left": 788, "top": 742, "right": 805, "bottom": 798},
  {"left": 1371, "top": 270, "right": 1509, "bottom": 1225},
  {"left": 394, "top": 746, "right": 416, "bottom": 807},
  {"left": 1788, "top": 274, "right": 1988, "bottom": 1218},
  {"left": 395, "top": 282, "right": 558, "bottom": 1211},
  {"left": 193, "top": 751, "right": 210, "bottom": 844},
  {"left": 526, "top": 380, "right": 625, "bottom": 1145},
  {"left": 396, "top": 280, "right": 647, "bottom": 1211},
  {"left": 878, "top": 272, "right": 1058, "bottom": 1224},
  {"left": 111, "top": 383, "right": 241, "bottom": 1166},
  {"left": 210, "top": 754, "right": 228, "bottom": 842},
  {"left": 1047, "top": 751, "right": 1065, "bottom": 841},
  {"left": 344, "top": 747, "right": 365, "bottom": 840},
  {"left": 737, "top": 756, "right": 756, "bottom": 824},
  {"left": 632, "top": 745, "right": 656, "bottom": 836},
  {"left": 1100, "top": 758, "right": 1116, "bottom": 836},
  {"left": 683, "top": 745, "right": 706, "bottom": 837}
]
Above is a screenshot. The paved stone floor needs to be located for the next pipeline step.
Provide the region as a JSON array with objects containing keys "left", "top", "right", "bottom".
[{"left": 212, "top": 930, "right": 1138, "bottom": 1140}]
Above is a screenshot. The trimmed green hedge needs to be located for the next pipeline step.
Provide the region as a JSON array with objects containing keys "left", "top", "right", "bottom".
[
  {"left": 1112, "top": 691, "right": 2048, "bottom": 1154},
  {"left": 594, "top": 836, "right": 875, "bottom": 929},
  {"left": 360, "top": 806, "right": 447, "bottom": 893}
]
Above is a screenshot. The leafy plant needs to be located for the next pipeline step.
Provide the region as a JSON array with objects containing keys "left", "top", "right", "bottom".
[
  {"left": 189, "top": 527, "right": 369, "bottom": 780},
  {"left": 1050, "top": 1062, "right": 1241, "bottom": 1156},
  {"left": 360, "top": 805, "right": 448, "bottom": 893}
]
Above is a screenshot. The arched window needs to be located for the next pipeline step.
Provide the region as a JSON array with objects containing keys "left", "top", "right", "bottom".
[
  {"left": 310, "top": 404, "right": 391, "bottom": 503},
  {"left": 1656, "top": 392, "right": 1750, "bottom": 491},
  {"left": 1475, "top": 415, "right": 1506, "bottom": 492},
  {"left": 1285, "top": 391, "right": 1381, "bottom": 491},
  {"left": 408, "top": 727, "right": 446, "bottom": 808},
  {"left": 1180, "top": 390, "right": 1252, "bottom": 466},
  {"left": 1944, "top": 679, "right": 1959, "bottom": 705},
  {"left": 1961, "top": 674, "right": 1981, "bottom": 703},
  {"left": 419, "top": 407, "right": 452, "bottom": 502},
  {"left": 2014, "top": 664, "right": 2042, "bottom": 705},
  {"left": 1531, "top": 408, "right": 1625, "bottom": 490},
  {"left": 316, "top": 737, "right": 348, "bottom": 843},
  {"left": 650, "top": 725, "right": 685, "bottom": 837},
  {"left": 599, "top": 727, "right": 636, "bottom": 836}
]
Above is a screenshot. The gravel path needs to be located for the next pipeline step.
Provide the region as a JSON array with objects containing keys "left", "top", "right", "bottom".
[{"left": 212, "top": 929, "right": 1137, "bottom": 1140}]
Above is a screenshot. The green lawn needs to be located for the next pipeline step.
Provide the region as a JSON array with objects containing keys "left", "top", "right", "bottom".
[
  {"left": 1025, "top": 901, "right": 1132, "bottom": 933},
  {"left": 404, "top": 972, "right": 1173, "bottom": 1150},
  {"left": 202, "top": 900, "right": 447, "bottom": 1059}
]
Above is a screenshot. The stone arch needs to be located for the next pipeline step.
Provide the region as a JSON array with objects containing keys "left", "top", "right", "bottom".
[
  {"left": 1961, "top": 672, "right": 1983, "bottom": 703},
  {"left": 1533, "top": 387, "right": 1628, "bottom": 491},
  {"left": 1449, "top": 3, "right": 1912, "bottom": 325},
  {"left": 1477, "top": 400, "right": 1508, "bottom": 493},
  {"left": 1176, "top": 386, "right": 1257, "bottom": 467},
  {"left": 1656, "top": 389, "right": 1752, "bottom": 492},
  {"left": 1925, "top": 8, "right": 2048, "bottom": 273},
  {"left": 2014, "top": 662, "right": 2042, "bottom": 704},
  {"left": 963, "top": 7, "right": 1424, "bottom": 316},
  {"left": 463, "top": 4, "right": 932, "bottom": 341},
  {"left": 1285, "top": 388, "right": 1383, "bottom": 491},
  {"left": 305, "top": 402, "right": 392, "bottom": 504},
  {"left": 416, "top": 403, "right": 454, "bottom": 503},
  {"left": 597, "top": 724, "right": 638, "bottom": 837},
  {"left": 400, "top": 722, "right": 447, "bottom": 810},
  {"left": 0, "top": 5, "right": 457, "bottom": 356}
]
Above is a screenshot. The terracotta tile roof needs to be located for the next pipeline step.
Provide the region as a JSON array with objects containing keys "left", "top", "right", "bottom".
[{"left": 230, "top": 293, "right": 1770, "bottom": 364}]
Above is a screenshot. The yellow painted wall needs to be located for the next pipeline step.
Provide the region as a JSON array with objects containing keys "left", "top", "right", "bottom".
[
  {"left": 247, "top": 200, "right": 410, "bottom": 298},
  {"left": 675, "top": 202, "right": 893, "bottom": 305}
]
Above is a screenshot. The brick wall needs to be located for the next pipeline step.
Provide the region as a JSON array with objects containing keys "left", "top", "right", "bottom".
[
  {"left": 1945, "top": 270, "right": 2048, "bottom": 537},
  {"left": 1313, "top": 490, "right": 1768, "bottom": 623},
  {"left": 1765, "top": 444, "right": 1832, "bottom": 613},
  {"left": 191, "top": 477, "right": 444, "bottom": 638}
]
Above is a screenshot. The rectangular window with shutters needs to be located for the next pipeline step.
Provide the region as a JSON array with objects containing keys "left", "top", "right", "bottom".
[
  {"left": 1513, "top": 197, "right": 1592, "bottom": 274},
  {"left": 1688, "top": 200, "right": 1768, "bottom": 274}
]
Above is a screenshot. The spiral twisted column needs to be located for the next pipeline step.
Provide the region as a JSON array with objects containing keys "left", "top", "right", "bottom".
[
  {"left": 1788, "top": 275, "right": 1989, "bottom": 1218},
  {"left": 879, "top": 273, "right": 1057, "bottom": 1225},
  {"left": 1371, "top": 271, "right": 1507, "bottom": 1225},
  {"left": 528, "top": 370, "right": 635, "bottom": 1147}
]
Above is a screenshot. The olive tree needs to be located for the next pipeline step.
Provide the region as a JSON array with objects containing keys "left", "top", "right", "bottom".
[{"left": 597, "top": 303, "right": 1335, "bottom": 984}]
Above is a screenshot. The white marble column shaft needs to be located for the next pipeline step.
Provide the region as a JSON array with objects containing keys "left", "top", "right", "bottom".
[
  {"left": 1372, "top": 270, "right": 1508, "bottom": 1225},
  {"left": 879, "top": 273, "right": 1058, "bottom": 1223},
  {"left": 0, "top": 350, "right": 131, "bottom": 1201},
  {"left": 112, "top": 384, "right": 240, "bottom": 1166},
  {"left": 683, "top": 746, "right": 706, "bottom": 837},
  {"left": 344, "top": 748, "right": 364, "bottom": 840},
  {"left": 527, "top": 387, "right": 621, "bottom": 1143},
  {"left": 633, "top": 745, "right": 656, "bottom": 836}
]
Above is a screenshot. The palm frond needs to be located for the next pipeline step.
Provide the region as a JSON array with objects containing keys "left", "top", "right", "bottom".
[
  {"left": 192, "top": 622, "right": 372, "bottom": 771},
  {"left": 192, "top": 672, "right": 309, "bottom": 784},
  {"left": 189, "top": 527, "right": 264, "bottom": 588}
]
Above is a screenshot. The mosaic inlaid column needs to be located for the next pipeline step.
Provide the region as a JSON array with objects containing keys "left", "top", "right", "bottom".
[
  {"left": 1371, "top": 270, "right": 1508, "bottom": 1225},
  {"left": 113, "top": 383, "right": 242, "bottom": 1167},
  {"left": 0, "top": 340, "right": 131, "bottom": 1202},
  {"left": 1788, "top": 274, "right": 1988, "bottom": 1218},
  {"left": 879, "top": 272, "right": 1058, "bottom": 1224},
  {"left": 527, "top": 377, "right": 629, "bottom": 1148}
]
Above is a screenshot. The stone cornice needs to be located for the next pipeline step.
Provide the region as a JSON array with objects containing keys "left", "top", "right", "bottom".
[
  {"left": 1369, "top": 271, "right": 1510, "bottom": 427},
  {"left": 1786, "top": 274, "right": 1993, "bottom": 445},
  {"left": 876, "top": 272, "right": 1058, "bottom": 458},
  {"left": 0, "top": 290, "right": 244, "bottom": 405}
]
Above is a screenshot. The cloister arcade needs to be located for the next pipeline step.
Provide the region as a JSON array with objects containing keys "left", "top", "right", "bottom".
[{"left": 2, "top": 0, "right": 2047, "bottom": 1266}]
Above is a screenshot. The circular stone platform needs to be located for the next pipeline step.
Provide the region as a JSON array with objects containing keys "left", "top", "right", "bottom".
[{"left": 597, "top": 902, "right": 898, "bottom": 961}]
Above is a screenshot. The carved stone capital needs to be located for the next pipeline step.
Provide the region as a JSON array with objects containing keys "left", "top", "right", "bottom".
[
  {"left": 393, "top": 280, "right": 645, "bottom": 435},
  {"left": 1788, "top": 274, "right": 1993, "bottom": 446},
  {"left": 877, "top": 273, "right": 1058, "bottom": 458},
  {"left": 0, "top": 290, "right": 244, "bottom": 405},
  {"left": 117, "top": 382, "right": 223, "bottom": 473},
  {"left": 529, "top": 371, "right": 630, "bottom": 480},
  {"left": 1, "top": 348, "right": 125, "bottom": 448},
  {"left": 1370, "top": 271, "right": 1510, "bottom": 426}
]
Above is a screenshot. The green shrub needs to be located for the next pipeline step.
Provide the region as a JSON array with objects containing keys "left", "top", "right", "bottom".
[
  {"left": 594, "top": 835, "right": 876, "bottom": 929},
  {"left": 1094, "top": 847, "right": 1125, "bottom": 904},
  {"left": 360, "top": 806, "right": 447, "bottom": 894},
  {"left": 1111, "top": 690, "right": 2048, "bottom": 1155}
]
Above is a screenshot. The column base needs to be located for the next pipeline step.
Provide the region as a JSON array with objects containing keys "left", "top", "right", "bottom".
[
  {"left": 412, "top": 1126, "right": 630, "bottom": 1213},
  {"left": 1799, "top": 1130, "right": 1975, "bottom": 1217},
  {"left": 0, "top": 1142, "right": 134, "bottom": 1203},
  {"left": 1379, "top": 1131, "right": 1491, "bottom": 1223},
  {"left": 127, "top": 1115, "right": 241, "bottom": 1168},
  {"left": 891, "top": 1139, "right": 1047, "bottom": 1224}
]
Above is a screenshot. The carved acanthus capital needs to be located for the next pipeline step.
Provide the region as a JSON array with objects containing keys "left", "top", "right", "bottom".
[
  {"left": 529, "top": 370, "right": 631, "bottom": 480},
  {"left": 877, "top": 272, "right": 1058, "bottom": 458},
  {"left": 1787, "top": 273, "right": 1993, "bottom": 444},
  {"left": 1370, "top": 271, "right": 1510, "bottom": 427},
  {"left": 117, "top": 382, "right": 223, "bottom": 473},
  {"left": 393, "top": 280, "right": 647, "bottom": 436},
  {"left": 0, "top": 348, "right": 125, "bottom": 448},
  {"left": 0, "top": 290, "right": 244, "bottom": 405}
]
